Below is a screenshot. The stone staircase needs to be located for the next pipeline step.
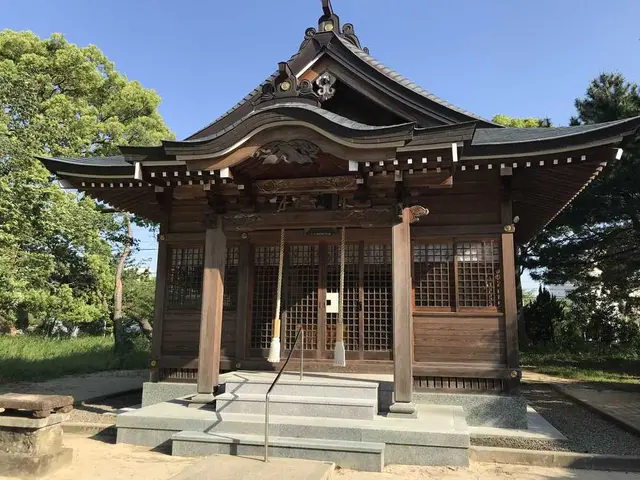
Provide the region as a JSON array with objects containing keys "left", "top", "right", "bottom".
[{"left": 116, "top": 372, "right": 469, "bottom": 472}]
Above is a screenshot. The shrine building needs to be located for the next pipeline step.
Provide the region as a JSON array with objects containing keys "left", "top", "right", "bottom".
[{"left": 39, "top": 0, "right": 640, "bottom": 458}]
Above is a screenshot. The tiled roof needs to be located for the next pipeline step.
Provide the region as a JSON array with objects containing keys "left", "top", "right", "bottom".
[
  {"left": 472, "top": 118, "right": 638, "bottom": 145},
  {"left": 37, "top": 155, "right": 131, "bottom": 167},
  {"left": 334, "top": 36, "right": 496, "bottom": 125}
]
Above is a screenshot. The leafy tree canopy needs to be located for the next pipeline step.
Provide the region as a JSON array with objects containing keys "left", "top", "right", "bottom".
[
  {"left": 524, "top": 73, "right": 640, "bottom": 305},
  {"left": 0, "top": 30, "right": 172, "bottom": 329},
  {"left": 492, "top": 114, "right": 552, "bottom": 128}
]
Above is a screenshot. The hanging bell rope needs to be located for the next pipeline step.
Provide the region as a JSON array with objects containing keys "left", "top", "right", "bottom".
[
  {"left": 333, "top": 226, "right": 347, "bottom": 367},
  {"left": 267, "top": 228, "right": 286, "bottom": 363}
]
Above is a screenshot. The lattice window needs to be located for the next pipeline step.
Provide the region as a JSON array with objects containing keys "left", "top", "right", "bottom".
[
  {"left": 326, "top": 243, "right": 360, "bottom": 351},
  {"left": 413, "top": 243, "right": 453, "bottom": 308},
  {"left": 251, "top": 246, "right": 280, "bottom": 349},
  {"left": 363, "top": 244, "right": 393, "bottom": 351},
  {"left": 456, "top": 240, "right": 501, "bottom": 309},
  {"left": 167, "top": 247, "right": 203, "bottom": 308},
  {"left": 285, "top": 245, "right": 319, "bottom": 350},
  {"left": 223, "top": 246, "right": 239, "bottom": 311}
]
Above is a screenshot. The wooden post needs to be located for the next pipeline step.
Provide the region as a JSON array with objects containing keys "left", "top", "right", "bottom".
[
  {"left": 149, "top": 226, "right": 169, "bottom": 382},
  {"left": 149, "top": 191, "right": 171, "bottom": 383},
  {"left": 501, "top": 196, "right": 520, "bottom": 391},
  {"left": 234, "top": 237, "right": 251, "bottom": 366},
  {"left": 193, "top": 216, "right": 227, "bottom": 403},
  {"left": 389, "top": 207, "right": 416, "bottom": 417}
]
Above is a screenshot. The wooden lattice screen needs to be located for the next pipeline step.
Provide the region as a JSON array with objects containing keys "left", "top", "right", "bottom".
[
  {"left": 167, "top": 247, "right": 204, "bottom": 308},
  {"left": 250, "top": 246, "right": 280, "bottom": 349},
  {"left": 285, "top": 245, "right": 319, "bottom": 350},
  {"left": 456, "top": 240, "right": 501, "bottom": 308},
  {"left": 363, "top": 244, "right": 393, "bottom": 351},
  {"left": 223, "top": 246, "right": 239, "bottom": 311},
  {"left": 413, "top": 243, "right": 453, "bottom": 308},
  {"left": 412, "top": 239, "right": 502, "bottom": 310},
  {"left": 326, "top": 244, "right": 360, "bottom": 351}
]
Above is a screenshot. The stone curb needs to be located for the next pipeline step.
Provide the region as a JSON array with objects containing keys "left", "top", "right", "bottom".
[
  {"left": 62, "top": 422, "right": 116, "bottom": 437},
  {"left": 470, "top": 446, "right": 640, "bottom": 472},
  {"left": 550, "top": 383, "right": 640, "bottom": 438}
]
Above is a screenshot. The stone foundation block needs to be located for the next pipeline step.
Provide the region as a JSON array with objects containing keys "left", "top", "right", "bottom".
[
  {"left": 0, "top": 424, "right": 63, "bottom": 455},
  {"left": 0, "top": 447, "right": 73, "bottom": 478}
]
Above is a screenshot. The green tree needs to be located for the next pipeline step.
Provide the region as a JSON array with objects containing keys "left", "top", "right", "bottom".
[
  {"left": 492, "top": 114, "right": 552, "bottom": 129},
  {"left": 526, "top": 74, "right": 640, "bottom": 304},
  {"left": 0, "top": 30, "right": 172, "bottom": 337}
]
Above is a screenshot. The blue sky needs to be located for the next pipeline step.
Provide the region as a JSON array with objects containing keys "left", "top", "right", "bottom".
[{"left": 3, "top": 0, "right": 639, "bottom": 286}]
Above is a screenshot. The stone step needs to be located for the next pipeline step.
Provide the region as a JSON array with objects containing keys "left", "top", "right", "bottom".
[
  {"left": 215, "top": 393, "right": 377, "bottom": 420},
  {"left": 171, "top": 431, "right": 385, "bottom": 472},
  {"left": 201, "top": 412, "right": 469, "bottom": 449},
  {"left": 223, "top": 374, "right": 378, "bottom": 401}
]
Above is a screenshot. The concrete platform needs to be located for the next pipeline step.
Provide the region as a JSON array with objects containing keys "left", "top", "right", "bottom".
[
  {"left": 116, "top": 400, "right": 469, "bottom": 468},
  {"left": 168, "top": 454, "right": 334, "bottom": 480},
  {"left": 172, "top": 431, "right": 384, "bottom": 472}
]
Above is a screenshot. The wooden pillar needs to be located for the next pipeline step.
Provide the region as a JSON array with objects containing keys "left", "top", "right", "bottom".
[
  {"left": 149, "top": 191, "right": 171, "bottom": 383},
  {"left": 193, "top": 217, "right": 227, "bottom": 403},
  {"left": 234, "top": 237, "right": 251, "bottom": 366},
  {"left": 389, "top": 207, "right": 416, "bottom": 417},
  {"left": 501, "top": 195, "right": 521, "bottom": 391},
  {"left": 149, "top": 226, "right": 169, "bottom": 383}
]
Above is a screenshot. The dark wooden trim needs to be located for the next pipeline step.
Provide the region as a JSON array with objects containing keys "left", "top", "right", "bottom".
[
  {"left": 392, "top": 208, "right": 413, "bottom": 404},
  {"left": 413, "top": 363, "right": 513, "bottom": 379},
  {"left": 253, "top": 176, "right": 358, "bottom": 196},
  {"left": 411, "top": 225, "right": 505, "bottom": 238},
  {"left": 317, "top": 243, "right": 328, "bottom": 360},
  {"left": 501, "top": 194, "right": 520, "bottom": 372},
  {"left": 234, "top": 238, "right": 251, "bottom": 365},
  {"left": 197, "top": 222, "right": 227, "bottom": 394},
  {"left": 358, "top": 240, "right": 365, "bottom": 361},
  {"left": 162, "top": 232, "right": 205, "bottom": 243},
  {"left": 413, "top": 311, "right": 505, "bottom": 318},
  {"left": 150, "top": 208, "right": 171, "bottom": 382},
  {"left": 159, "top": 356, "right": 198, "bottom": 369},
  {"left": 222, "top": 208, "right": 394, "bottom": 232}
]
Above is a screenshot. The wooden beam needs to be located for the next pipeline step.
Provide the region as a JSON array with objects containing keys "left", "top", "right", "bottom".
[
  {"left": 194, "top": 218, "right": 227, "bottom": 402},
  {"left": 501, "top": 192, "right": 520, "bottom": 390},
  {"left": 234, "top": 237, "right": 251, "bottom": 365},
  {"left": 253, "top": 176, "right": 358, "bottom": 196},
  {"left": 389, "top": 207, "right": 416, "bottom": 416},
  {"left": 149, "top": 219, "right": 170, "bottom": 382},
  {"left": 222, "top": 207, "right": 394, "bottom": 232}
]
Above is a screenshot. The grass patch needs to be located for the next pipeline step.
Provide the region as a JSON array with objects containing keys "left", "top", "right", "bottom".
[
  {"left": 0, "top": 335, "right": 149, "bottom": 383},
  {"left": 522, "top": 350, "right": 640, "bottom": 385}
]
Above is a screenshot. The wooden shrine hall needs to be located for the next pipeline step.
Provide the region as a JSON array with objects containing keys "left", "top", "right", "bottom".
[{"left": 39, "top": 1, "right": 640, "bottom": 414}]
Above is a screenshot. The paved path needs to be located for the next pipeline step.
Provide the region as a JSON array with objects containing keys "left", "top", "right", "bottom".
[
  {"left": 168, "top": 455, "right": 334, "bottom": 480},
  {"left": 556, "top": 384, "right": 640, "bottom": 436},
  {"left": 523, "top": 369, "right": 640, "bottom": 437},
  {"left": 0, "top": 370, "right": 147, "bottom": 404}
]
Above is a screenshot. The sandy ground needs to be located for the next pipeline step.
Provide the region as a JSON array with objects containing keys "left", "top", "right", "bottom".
[{"left": 2, "top": 436, "right": 640, "bottom": 480}]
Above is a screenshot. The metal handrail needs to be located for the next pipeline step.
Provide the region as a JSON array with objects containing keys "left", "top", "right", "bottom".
[{"left": 264, "top": 327, "right": 304, "bottom": 462}]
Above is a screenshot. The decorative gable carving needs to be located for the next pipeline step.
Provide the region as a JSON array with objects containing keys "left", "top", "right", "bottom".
[{"left": 252, "top": 140, "right": 321, "bottom": 165}]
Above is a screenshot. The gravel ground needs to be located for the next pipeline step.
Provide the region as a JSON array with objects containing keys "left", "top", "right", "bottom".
[
  {"left": 69, "top": 390, "right": 142, "bottom": 424},
  {"left": 521, "top": 382, "right": 640, "bottom": 455}
]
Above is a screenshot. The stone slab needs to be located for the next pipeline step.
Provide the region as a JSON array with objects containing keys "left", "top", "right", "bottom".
[
  {"left": 0, "top": 424, "right": 63, "bottom": 455},
  {"left": 141, "top": 382, "right": 197, "bottom": 407},
  {"left": 215, "top": 393, "right": 377, "bottom": 419},
  {"left": 0, "top": 393, "right": 73, "bottom": 417},
  {"left": 415, "top": 391, "right": 527, "bottom": 428},
  {"left": 385, "top": 443, "right": 468, "bottom": 467},
  {"left": 0, "top": 412, "right": 69, "bottom": 429},
  {"left": 172, "top": 431, "right": 384, "bottom": 472},
  {"left": 470, "top": 445, "right": 640, "bottom": 472},
  {"left": 470, "top": 406, "right": 567, "bottom": 441},
  {"left": 0, "top": 446, "right": 73, "bottom": 478},
  {"left": 168, "top": 454, "right": 334, "bottom": 480}
]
